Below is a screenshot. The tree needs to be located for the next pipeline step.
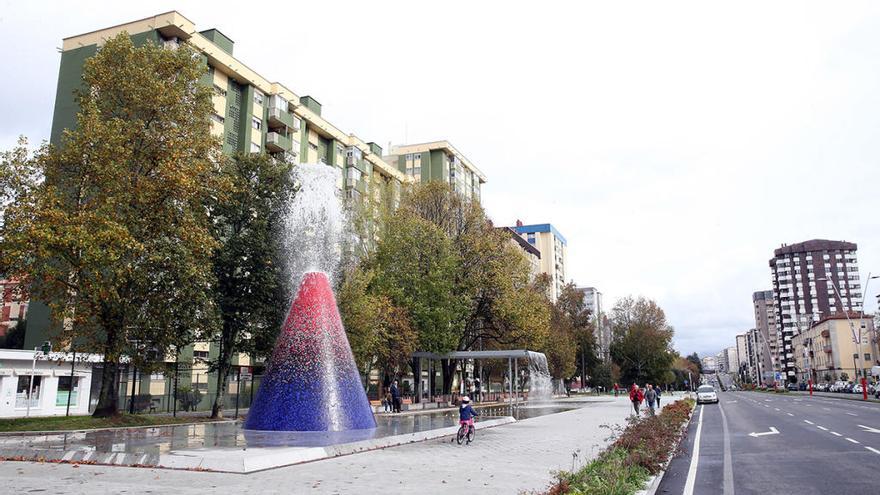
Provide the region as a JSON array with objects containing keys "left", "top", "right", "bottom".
[
  {"left": 686, "top": 352, "right": 704, "bottom": 375},
  {"left": 609, "top": 296, "right": 675, "bottom": 386},
  {"left": 397, "top": 182, "right": 550, "bottom": 393},
  {"left": 207, "top": 152, "right": 293, "bottom": 418},
  {"left": 0, "top": 34, "right": 225, "bottom": 417}
]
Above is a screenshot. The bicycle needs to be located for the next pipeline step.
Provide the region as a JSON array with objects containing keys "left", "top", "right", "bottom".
[{"left": 456, "top": 418, "right": 476, "bottom": 445}]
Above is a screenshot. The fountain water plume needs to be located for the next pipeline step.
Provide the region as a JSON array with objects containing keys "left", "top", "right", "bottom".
[
  {"left": 527, "top": 351, "right": 554, "bottom": 402},
  {"left": 281, "top": 163, "right": 347, "bottom": 293}
]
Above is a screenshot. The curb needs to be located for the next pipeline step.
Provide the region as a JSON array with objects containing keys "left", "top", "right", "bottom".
[
  {"left": 0, "top": 419, "right": 238, "bottom": 437},
  {"left": 636, "top": 399, "right": 696, "bottom": 495}
]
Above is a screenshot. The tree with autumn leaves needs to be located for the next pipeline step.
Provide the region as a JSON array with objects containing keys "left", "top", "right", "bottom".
[{"left": 0, "top": 35, "right": 226, "bottom": 416}]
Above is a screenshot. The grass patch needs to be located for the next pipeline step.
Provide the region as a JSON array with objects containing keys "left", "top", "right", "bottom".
[
  {"left": 0, "top": 414, "right": 230, "bottom": 433},
  {"left": 550, "top": 448, "right": 650, "bottom": 495},
  {"left": 542, "top": 398, "right": 695, "bottom": 495}
]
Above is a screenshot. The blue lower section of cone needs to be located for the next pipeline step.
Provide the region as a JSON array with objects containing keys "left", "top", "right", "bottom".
[{"left": 244, "top": 369, "right": 376, "bottom": 432}]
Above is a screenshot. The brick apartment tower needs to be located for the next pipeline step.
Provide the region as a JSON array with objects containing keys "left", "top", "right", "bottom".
[{"left": 769, "top": 240, "right": 861, "bottom": 382}]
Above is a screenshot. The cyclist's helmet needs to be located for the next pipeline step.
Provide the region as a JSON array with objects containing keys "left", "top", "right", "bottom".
[{"left": 461, "top": 396, "right": 470, "bottom": 403}]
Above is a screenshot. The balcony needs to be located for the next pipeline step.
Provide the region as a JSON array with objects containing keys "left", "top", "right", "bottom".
[
  {"left": 266, "top": 131, "right": 292, "bottom": 153},
  {"left": 267, "top": 105, "right": 294, "bottom": 130}
]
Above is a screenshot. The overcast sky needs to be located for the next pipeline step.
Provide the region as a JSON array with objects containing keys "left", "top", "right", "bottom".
[{"left": 2, "top": 1, "right": 879, "bottom": 357}]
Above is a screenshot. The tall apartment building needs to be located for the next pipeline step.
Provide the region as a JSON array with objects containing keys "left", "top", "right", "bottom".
[
  {"left": 722, "top": 346, "right": 738, "bottom": 375},
  {"left": 770, "top": 239, "right": 861, "bottom": 381},
  {"left": 701, "top": 355, "right": 717, "bottom": 372},
  {"left": 752, "top": 290, "right": 778, "bottom": 376},
  {"left": 577, "top": 287, "right": 611, "bottom": 360},
  {"left": 735, "top": 333, "right": 748, "bottom": 380},
  {"left": 512, "top": 221, "right": 568, "bottom": 302},
  {"left": 500, "top": 227, "right": 541, "bottom": 279},
  {"left": 50, "top": 12, "right": 409, "bottom": 208},
  {"left": 384, "top": 141, "right": 486, "bottom": 202}
]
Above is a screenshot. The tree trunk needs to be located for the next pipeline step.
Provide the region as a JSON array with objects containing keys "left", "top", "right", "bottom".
[
  {"left": 92, "top": 324, "right": 122, "bottom": 418},
  {"left": 440, "top": 359, "right": 457, "bottom": 395},
  {"left": 211, "top": 326, "right": 234, "bottom": 419}
]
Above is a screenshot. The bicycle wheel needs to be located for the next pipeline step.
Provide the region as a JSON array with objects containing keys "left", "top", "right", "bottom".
[
  {"left": 456, "top": 425, "right": 466, "bottom": 445},
  {"left": 466, "top": 425, "right": 475, "bottom": 443}
]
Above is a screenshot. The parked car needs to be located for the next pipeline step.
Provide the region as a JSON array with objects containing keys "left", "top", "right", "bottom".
[
  {"left": 844, "top": 382, "right": 855, "bottom": 393},
  {"left": 798, "top": 382, "right": 807, "bottom": 391},
  {"left": 787, "top": 383, "right": 798, "bottom": 391},
  {"left": 696, "top": 385, "right": 719, "bottom": 404},
  {"left": 853, "top": 384, "right": 863, "bottom": 394}
]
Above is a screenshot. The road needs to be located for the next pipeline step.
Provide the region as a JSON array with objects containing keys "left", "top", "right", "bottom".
[{"left": 658, "top": 391, "right": 880, "bottom": 494}]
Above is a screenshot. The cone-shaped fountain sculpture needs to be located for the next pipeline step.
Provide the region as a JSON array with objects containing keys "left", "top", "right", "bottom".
[
  {"left": 244, "top": 271, "right": 376, "bottom": 431},
  {"left": 244, "top": 162, "right": 375, "bottom": 434}
]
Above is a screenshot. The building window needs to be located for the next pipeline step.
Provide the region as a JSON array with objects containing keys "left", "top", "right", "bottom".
[
  {"left": 414, "top": 153, "right": 421, "bottom": 160},
  {"left": 252, "top": 117, "right": 262, "bottom": 131},
  {"left": 309, "top": 143, "right": 319, "bottom": 152},
  {"left": 865, "top": 353, "right": 872, "bottom": 362},
  {"left": 250, "top": 142, "right": 262, "bottom": 153},
  {"left": 405, "top": 153, "right": 413, "bottom": 160},
  {"left": 211, "top": 113, "right": 225, "bottom": 124},
  {"left": 16, "top": 375, "right": 41, "bottom": 408},
  {"left": 253, "top": 90, "right": 264, "bottom": 106},
  {"left": 150, "top": 372, "right": 165, "bottom": 380},
  {"left": 213, "top": 84, "right": 227, "bottom": 97},
  {"left": 55, "top": 376, "right": 80, "bottom": 407},
  {"left": 193, "top": 350, "right": 209, "bottom": 360}
]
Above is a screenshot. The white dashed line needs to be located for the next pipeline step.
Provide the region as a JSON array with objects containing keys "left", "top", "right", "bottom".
[
  {"left": 775, "top": 408, "right": 780, "bottom": 411},
  {"left": 846, "top": 413, "right": 857, "bottom": 416},
  {"left": 846, "top": 438, "right": 860, "bottom": 444},
  {"left": 816, "top": 426, "right": 828, "bottom": 431},
  {"left": 787, "top": 413, "right": 794, "bottom": 417},
  {"left": 866, "top": 447, "right": 880, "bottom": 455},
  {"left": 831, "top": 432, "right": 842, "bottom": 436},
  {"left": 804, "top": 420, "right": 814, "bottom": 425}
]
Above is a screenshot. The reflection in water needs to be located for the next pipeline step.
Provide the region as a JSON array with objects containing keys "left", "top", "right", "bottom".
[{"left": 0, "top": 399, "right": 597, "bottom": 456}]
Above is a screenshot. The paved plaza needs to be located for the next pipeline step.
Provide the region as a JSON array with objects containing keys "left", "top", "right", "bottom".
[{"left": 0, "top": 394, "right": 678, "bottom": 494}]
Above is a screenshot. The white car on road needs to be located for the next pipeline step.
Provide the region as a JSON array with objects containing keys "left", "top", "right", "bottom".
[{"left": 696, "top": 385, "right": 719, "bottom": 404}]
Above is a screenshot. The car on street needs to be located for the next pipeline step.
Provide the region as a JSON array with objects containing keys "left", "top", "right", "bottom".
[
  {"left": 696, "top": 385, "right": 718, "bottom": 404},
  {"left": 787, "top": 383, "right": 798, "bottom": 391},
  {"left": 853, "top": 384, "right": 863, "bottom": 394}
]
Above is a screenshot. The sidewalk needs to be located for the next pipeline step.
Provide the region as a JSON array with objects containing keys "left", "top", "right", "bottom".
[
  {"left": 790, "top": 390, "right": 880, "bottom": 403},
  {"left": 0, "top": 394, "right": 682, "bottom": 494}
]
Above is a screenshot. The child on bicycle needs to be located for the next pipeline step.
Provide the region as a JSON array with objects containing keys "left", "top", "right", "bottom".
[{"left": 459, "top": 396, "right": 479, "bottom": 433}]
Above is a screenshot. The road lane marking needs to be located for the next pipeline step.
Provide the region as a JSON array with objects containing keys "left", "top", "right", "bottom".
[
  {"left": 787, "top": 413, "right": 794, "bottom": 416},
  {"left": 823, "top": 408, "right": 830, "bottom": 411},
  {"left": 856, "top": 425, "right": 880, "bottom": 434},
  {"left": 749, "top": 427, "right": 779, "bottom": 437},
  {"left": 846, "top": 438, "right": 860, "bottom": 444},
  {"left": 866, "top": 447, "right": 880, "bottom": 455},
  {"left": 719, "top": 402, "right": 735, "bottom": 495},
  {"left": 816, "top": 426, "right": 828, "bottom": 431},
  {"left": 831, "top": 432, "right": 842, "bottom": 436},
  {"left": 846, "top": 413, "right": 857, "bottom": 416},
  {"left": 804, "top": 420, "right": 814, "bottom": 425},
  {"left": 774, "top": 408, "right": 780, "bottom": 411},
  {"left": 683, "top": 406, "right": 705, "bottom": 495}
]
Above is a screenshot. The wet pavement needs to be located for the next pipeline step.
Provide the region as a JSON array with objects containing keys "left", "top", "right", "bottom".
[{"left": 0, "top": 398, "right": 606, "bottom": 471}]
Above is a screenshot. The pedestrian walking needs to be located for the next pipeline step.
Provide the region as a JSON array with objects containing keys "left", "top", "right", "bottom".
[
  {"left": 629, "top": 383, "right": 643, "bottom": 416},
  {"left": 383, "top": 389, "right": 392, "bottom": 412},
  {"left": 613, "top": 383, "right": 619, "bottom": 397},
  {"left": 655, "top": 386, "right": 662, "bottom": 409},
  {"left": 390, "top": 380, "right": 402, "bottom": 413},
  {"left": 645, "top": 384, "right": 657, "bottom": 416}
]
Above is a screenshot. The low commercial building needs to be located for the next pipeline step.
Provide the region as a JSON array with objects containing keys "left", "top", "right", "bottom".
[
  {"left": 792, "top": 314, "right": 877, "bottom": 383},
  {"left": 0, "top": 349, "right": 102, "bottom": 418}
]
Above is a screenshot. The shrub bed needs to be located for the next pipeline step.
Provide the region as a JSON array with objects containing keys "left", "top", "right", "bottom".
[{"left": 543, "top": 398, "right": 695, "bottom": 495}]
